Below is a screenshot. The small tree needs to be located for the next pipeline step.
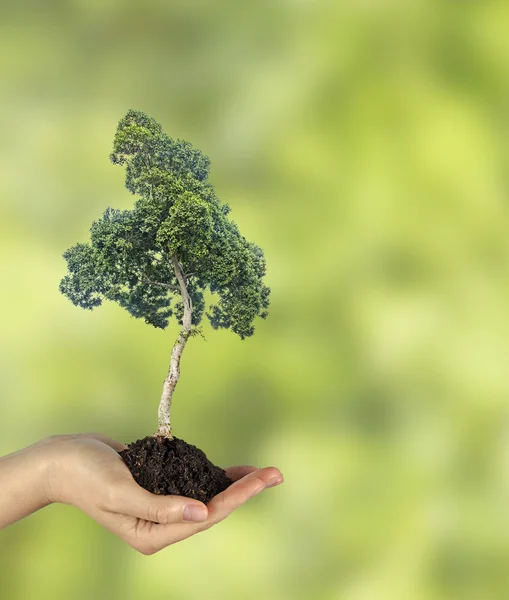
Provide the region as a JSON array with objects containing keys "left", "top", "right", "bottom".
[{"left": 60, "top": 110, "right": 270, "bottom": 438}]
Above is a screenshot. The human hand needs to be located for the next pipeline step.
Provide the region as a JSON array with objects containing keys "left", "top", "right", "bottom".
[{"left": 36, "top": 433, "right": 283, "bottom": 554}]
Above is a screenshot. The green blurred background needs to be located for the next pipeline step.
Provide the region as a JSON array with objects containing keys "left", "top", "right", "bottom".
[{"left": 2, "top": 1, "right": 509, "bottom": 598}]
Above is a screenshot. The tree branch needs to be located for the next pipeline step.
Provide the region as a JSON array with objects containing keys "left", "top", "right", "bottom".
[
  {"left": 143, "top": 280, "right": 180, "bottom": 293},
  {"left": 172, "top": 257, "right": 193, "bottom": 315}
]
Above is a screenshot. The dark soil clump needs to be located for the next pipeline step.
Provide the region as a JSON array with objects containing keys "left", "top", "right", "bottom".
[{"left": 119, "top": 436, "right": 233, "bottom": 504}]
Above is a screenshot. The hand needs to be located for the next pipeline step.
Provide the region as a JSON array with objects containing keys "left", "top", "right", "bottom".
[{"left": 37, "top": 433, "right": 283, "bottom": 554}]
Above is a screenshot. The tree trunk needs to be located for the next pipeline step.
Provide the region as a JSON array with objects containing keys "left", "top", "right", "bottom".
[{"left": 156, "top": 256, "right": 192, "bottom": 438}]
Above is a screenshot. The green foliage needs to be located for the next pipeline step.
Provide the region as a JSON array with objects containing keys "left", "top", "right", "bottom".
[{"left": 60, "top": 110, "right": 269, "bottom": 338}]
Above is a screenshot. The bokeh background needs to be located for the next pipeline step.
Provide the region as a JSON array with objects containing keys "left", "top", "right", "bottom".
[{"left": 2, "top": 1, "right": 509, "bottom": 598}]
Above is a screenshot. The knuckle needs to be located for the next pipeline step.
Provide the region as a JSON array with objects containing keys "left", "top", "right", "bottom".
[
  {"left": 200, "top": 520, "right": 215, "bottom": 532},
  {"left": 146, "top": 504, "right": 164, "bottom": 523},
  {"left": 42, "top": 434, "right": 72, "bottom": 445},
  {"left": 133, "top": 542, "right": 158, "bottom": 556},
  {"left": 148, "top": 500, "right": 182, "bottom": 524},
  {"left": 102, "top": 484, "right": 121, "bottom": 511}
]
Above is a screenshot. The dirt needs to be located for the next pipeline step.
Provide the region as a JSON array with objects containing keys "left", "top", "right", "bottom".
[{"left": 119, "top": 436, "right": 233, "bottom": 504}]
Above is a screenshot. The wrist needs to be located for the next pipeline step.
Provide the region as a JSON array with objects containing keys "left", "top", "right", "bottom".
[
  {"left": 0, "top": 441, "right": 54, "bottom": 529},
  {"left": 31, "top": 435, "right": 74, "bottom": 505},
  {"left": 25, "top": 440, "right": 57, "bottom": 507}
]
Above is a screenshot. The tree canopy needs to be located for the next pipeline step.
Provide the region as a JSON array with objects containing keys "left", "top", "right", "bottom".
[{"left": 60, "top": 110, "right": 270, "bottom": 339}]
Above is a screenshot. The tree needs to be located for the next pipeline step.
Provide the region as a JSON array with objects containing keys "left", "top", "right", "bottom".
[{"left": 60, "top": 110, "right": 270, "bottom": 438}]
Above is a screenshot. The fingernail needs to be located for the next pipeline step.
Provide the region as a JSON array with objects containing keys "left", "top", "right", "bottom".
[
  {"left": 266, "top": 475, "right": 284, "bottom": 488},
  {"left": 183, "top": 505, "right": 208, "bottom": 522}
]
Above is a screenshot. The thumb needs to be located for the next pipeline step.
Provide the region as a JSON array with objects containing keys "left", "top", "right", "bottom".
[{"left": 109, "top": 480, "right": 208, "bottom": 524}]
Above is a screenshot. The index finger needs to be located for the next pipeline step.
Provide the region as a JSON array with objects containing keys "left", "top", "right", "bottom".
[
  {"left": 207, "top": 466, "right": 283, "bottom": 525},
  {"left": 131, "top": 467, "right": 283, "bottom": 552},
  {"left": 224, "top": 465, "right": 257, "bottom": 481}
]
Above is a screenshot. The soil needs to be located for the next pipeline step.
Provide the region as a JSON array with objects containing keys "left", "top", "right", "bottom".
[{"left": 119, "top": 436, "right": 233, "bottom": 504}]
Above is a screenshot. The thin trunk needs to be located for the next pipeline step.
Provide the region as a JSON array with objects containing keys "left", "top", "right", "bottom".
[{"left": 156, "top": 255, "right": 192, "bottom": 438}]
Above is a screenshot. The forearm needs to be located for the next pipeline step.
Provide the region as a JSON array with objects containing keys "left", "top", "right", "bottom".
[{"left": 0, "top": 443, "right": 51, "bottom": 529}]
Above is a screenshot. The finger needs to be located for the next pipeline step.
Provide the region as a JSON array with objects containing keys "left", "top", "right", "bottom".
[
  {"left": 224, "top": 465, "right": 258, "bottom": 481},
  {"left": 123, "top": 468, "right": 276, "bottom": 551},
  {"left": 132, "top": 519, "right": 199, "bottom": 553},
  {"left": 93, "top": 506, "right": 200, "bottom": 555},
  {"left": 123, "top": 467, "right": 284, "bottom": 553},
  {"left": 207, "top": 466, "right": 283, "bottom": 525},
  {"left": 107, "top": 480, "right": 208, "bottom": 525}
]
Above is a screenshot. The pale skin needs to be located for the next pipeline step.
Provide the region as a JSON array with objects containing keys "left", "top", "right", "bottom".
[{"left": 0, "top": 433, "right": 283, "bottom": 555}]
